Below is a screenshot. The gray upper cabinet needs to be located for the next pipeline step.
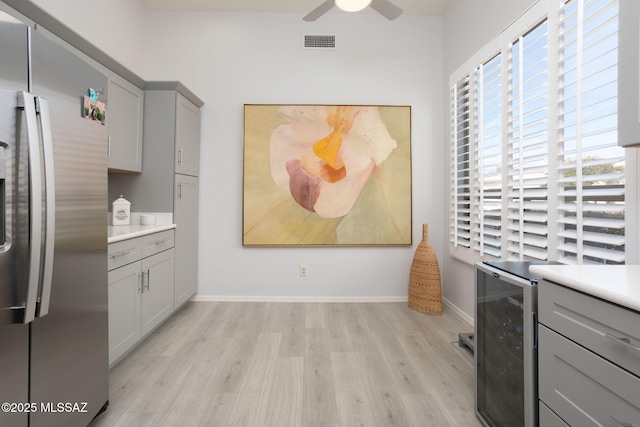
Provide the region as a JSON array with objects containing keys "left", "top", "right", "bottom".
[
  {"left": 144, "top": 81, "right": 202, "bottom": 178},
  {"left": 618, "top": 0, "right": 640, "bottom": 147},
  {"left": 107, "top": 75, "right": 144, "bottom": 172},
  {"left": 175, "top": 93, "right": 200, "bottom": 177}
]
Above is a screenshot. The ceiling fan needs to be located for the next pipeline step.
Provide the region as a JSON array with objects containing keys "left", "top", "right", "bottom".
[{"left": 303, "top": 0, "right": 403, "bottom": 22}]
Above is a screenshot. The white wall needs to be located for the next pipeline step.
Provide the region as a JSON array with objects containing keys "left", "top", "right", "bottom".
[
  {"left": 442, "top": 0, "right": 538, "bottom": 318},
  {"left": 12, "top": 0, "right": 637, "bottom": 313},
  {"left": 143, "top": 12, "right": 444, "bottom": 300},
  {"left": 29, "top": 0, "right": 147, "bottom": 76},
  {"left": 16, "top": 0, "right": 445, "bottom": 302}
]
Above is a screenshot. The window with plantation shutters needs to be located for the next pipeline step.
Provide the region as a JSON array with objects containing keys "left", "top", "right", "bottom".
[
  {"left": 448, "top": 0, "right": 629, "bottom": 266},
  {"left": 450, "top": 76, "right": 472, "bottom": 248},
  {"left": 474, "top": 55, "right": 503, "bottom": 257},
  {"left": 556, "top": 0, "right": 624, "bottom": 264},
  {"left": 507, "top": 21, "right": 549, "bottom": 261}
]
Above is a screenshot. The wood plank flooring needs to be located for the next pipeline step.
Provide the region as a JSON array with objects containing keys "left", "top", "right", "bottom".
[{"left": 89, "top": 302, "right": 481, "bottom": 427}]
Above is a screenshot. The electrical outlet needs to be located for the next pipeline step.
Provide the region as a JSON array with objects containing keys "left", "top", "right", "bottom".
[{"left": 300, "top": 265, "right": 308, "bottom": 277}]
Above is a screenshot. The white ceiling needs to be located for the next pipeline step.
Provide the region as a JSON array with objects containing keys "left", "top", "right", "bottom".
[{"left": 139, "top": 0, "right": 450, "bottom": 16}]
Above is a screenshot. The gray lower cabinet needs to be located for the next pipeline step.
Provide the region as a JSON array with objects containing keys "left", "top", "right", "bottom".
[
  {"left": 140, "top": 248, "right": 175, "bottom": 337},
  {"left": 174, "top": 174, "right": 198, "bottom": 307},
  {"left": 107, "top": 74, "right": 144, "bottom": 172},
  {"left": 108, "top": 230, "right": 175, "bottom": 366},
  {"left": 538, "top": 280, "right": 640, "bottom": 426},
  {"left": 107, "top": 261, "right": 141, "bottom": 367}
]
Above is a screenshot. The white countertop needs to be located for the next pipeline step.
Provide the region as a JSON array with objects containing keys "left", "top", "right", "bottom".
[
  {"left": 108, "top": 223, "right": 176, "bottom": 244},
  {"left": 107, "top": 212, "right": 175, "bottom": 243},
  {"left": 530, "top": 265, "right": 640, "bottom": 312}
]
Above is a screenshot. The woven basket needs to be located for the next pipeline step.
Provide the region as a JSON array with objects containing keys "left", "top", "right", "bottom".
[{"left": 408, "top": 224, "right": 442, "bottom": 315}]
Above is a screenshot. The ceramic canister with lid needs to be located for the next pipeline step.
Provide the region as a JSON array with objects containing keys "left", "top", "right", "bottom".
[{"left": 112, "top": 195, "right": 131, "bottom": 225}]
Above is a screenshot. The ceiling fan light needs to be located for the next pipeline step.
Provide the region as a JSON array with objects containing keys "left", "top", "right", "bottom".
[{"left": 334, "top": 0, "right": 372, "bottom": 12}]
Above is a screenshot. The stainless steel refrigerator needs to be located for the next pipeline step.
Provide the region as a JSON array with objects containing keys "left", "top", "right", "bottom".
[{"left": 0, "top": 9, "right": 109, "bottom": 427}]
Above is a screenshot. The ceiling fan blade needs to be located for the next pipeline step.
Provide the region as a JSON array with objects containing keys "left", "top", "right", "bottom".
[
  {"left": 369, "top": 0, "right": 403, "bottom": 20},
  {"left": 303, "top": 0, "right": 334, "bottom": 21}
]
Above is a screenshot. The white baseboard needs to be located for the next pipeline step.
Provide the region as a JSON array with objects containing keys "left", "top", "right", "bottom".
[
  {"left": 190, "top": 295, "right": 409, "bottom": 303},
  {"left": 443, "top": 297, "right": 474, "bottom": 326},
  {"left": 189, "top": 295, "right": 475, "bottom": 326}
]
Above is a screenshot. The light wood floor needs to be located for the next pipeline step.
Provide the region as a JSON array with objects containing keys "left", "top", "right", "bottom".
[{"left": 89, "top": 301, "right": 482, "bottom": 427}]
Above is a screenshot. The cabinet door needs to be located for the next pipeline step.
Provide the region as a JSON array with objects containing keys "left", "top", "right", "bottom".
[
  {"left": 141, "top": 248, "right": 174, "bottom": 337},
  {"left": 108, "top": 76, "right": 144, "bottom": 172},
  {"left": 174, "top": 175, "right": 198, "bottom": 308},
  {"left": 618, "top": 0, "right": 640, "bottom": 147},
  {"left": 108, "top": 261, "right": 141, "bottom": 366},
  {"left": 174, "top": 93, "right": 200, "bottom": 176}
]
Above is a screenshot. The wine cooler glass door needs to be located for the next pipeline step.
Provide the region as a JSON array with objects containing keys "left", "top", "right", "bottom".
[{"left": 475, "top": 264, "right": 537, "bottom": 427}]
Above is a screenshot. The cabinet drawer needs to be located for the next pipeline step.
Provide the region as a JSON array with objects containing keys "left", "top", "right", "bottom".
[
  {"left": 539, "top": 402, "right": 569, "bottom": 427},
  {"left": 539, "top": 280, "right": 640, "bottom": 377},
  {"left": 141, "top": 229, "right": 174, "bottom": 258},
  {"left": 539, "top": 325, "right": 640, "bottom": 427},
  {"left": 108, "top": 238, "right": 142, "bottom": 271}
]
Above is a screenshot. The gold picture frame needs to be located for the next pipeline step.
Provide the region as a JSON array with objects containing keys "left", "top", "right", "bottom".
[{"left": 243, "top": 104, "right": 412, "bottom": 246}]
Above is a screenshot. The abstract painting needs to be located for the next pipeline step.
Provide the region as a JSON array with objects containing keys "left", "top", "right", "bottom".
[{"left": 243, "top": 104, "right": 412, "bottom": 246}]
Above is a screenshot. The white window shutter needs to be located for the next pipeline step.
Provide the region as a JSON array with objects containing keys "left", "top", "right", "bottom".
[
  {"left": 450, "top": 76, "right": 472, "bottom": 248},
  {"left": 556, "top": 0, "right": 624, "bottom": 265},
  {"left": 448, "top": 0, "right": 627, "bottom": 266},
  {"left": 507, "top": 21, "right": 550, "bottom": 261},
  {"left": 473, "top": 55, "right": 503, "bottom": 258}
]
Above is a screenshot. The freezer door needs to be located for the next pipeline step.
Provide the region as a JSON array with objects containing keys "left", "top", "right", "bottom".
[
  {"left": 0, "top": 11, "right": 30, "bottom": 427},
  {"left": 28, "top": 29, "right": 109, "bottom": 427}
]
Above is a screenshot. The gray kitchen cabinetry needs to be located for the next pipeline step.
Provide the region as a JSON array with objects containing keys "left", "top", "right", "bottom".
[
  {"left": 144, "top": 82, "right": 202, "bottom": 308},
  {"left": 174, "top": 174, "right": 199, "bottom": 308},
  {"left": 538, "top": 280, "right": 640, "bottom": 426},
  {"left": 107, "top": 73, "right": 144, "bottom": 172},
  {"left": 108, "top": 82, "right": 202, "bottom": 309},
  {"left": 107, "top": 230, "right": 175, "bottom": 366}
]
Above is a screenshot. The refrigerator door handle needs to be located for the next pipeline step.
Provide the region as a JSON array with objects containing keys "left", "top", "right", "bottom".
[
  {"left": 35, "top": 97, "right": 55, "bottom": 318},
  {"left": 18, "top": 91, "right": 43, "bottom": 324}
]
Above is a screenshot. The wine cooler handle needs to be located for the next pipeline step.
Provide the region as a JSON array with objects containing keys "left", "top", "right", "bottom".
[{"left": 532, "top": 312, "right": 538, "bottom": 349}]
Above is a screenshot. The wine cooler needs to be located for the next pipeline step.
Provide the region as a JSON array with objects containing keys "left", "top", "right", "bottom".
[{"left": 475, "top": 261, "right": 546, "bottom": 427}]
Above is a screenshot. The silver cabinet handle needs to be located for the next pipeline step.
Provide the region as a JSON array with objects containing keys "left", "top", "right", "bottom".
[
  {"left": 153, "top": 239, "right": 170, "bottom": 246},
  {"left": 177, "top": 148, "right": 183, "bottom": 165},
  {"left": 609, "top": 414, "right": 635, "bottom": 427},
  {"left": 35, "top": 97, "right": 55, "bottom": 318},
  {"left": 142, "top": 270, "right": 150, "bottom": 292},
  {"left": 177, "top": 183, "right": 182, "bottom": 200},
  {"left": 110, "top": 250, "right": 133, "bottom": 259},
  {"left": 605, "top": 333, "right": 640, "bottom": 353},
  {"left": 18, "top": 90, "right": 42, "bottom": 324}
]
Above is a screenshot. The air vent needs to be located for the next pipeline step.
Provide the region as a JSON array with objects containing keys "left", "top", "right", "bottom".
[{"left": 303, "top": 34, "right": 336, "bottom": 49}]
